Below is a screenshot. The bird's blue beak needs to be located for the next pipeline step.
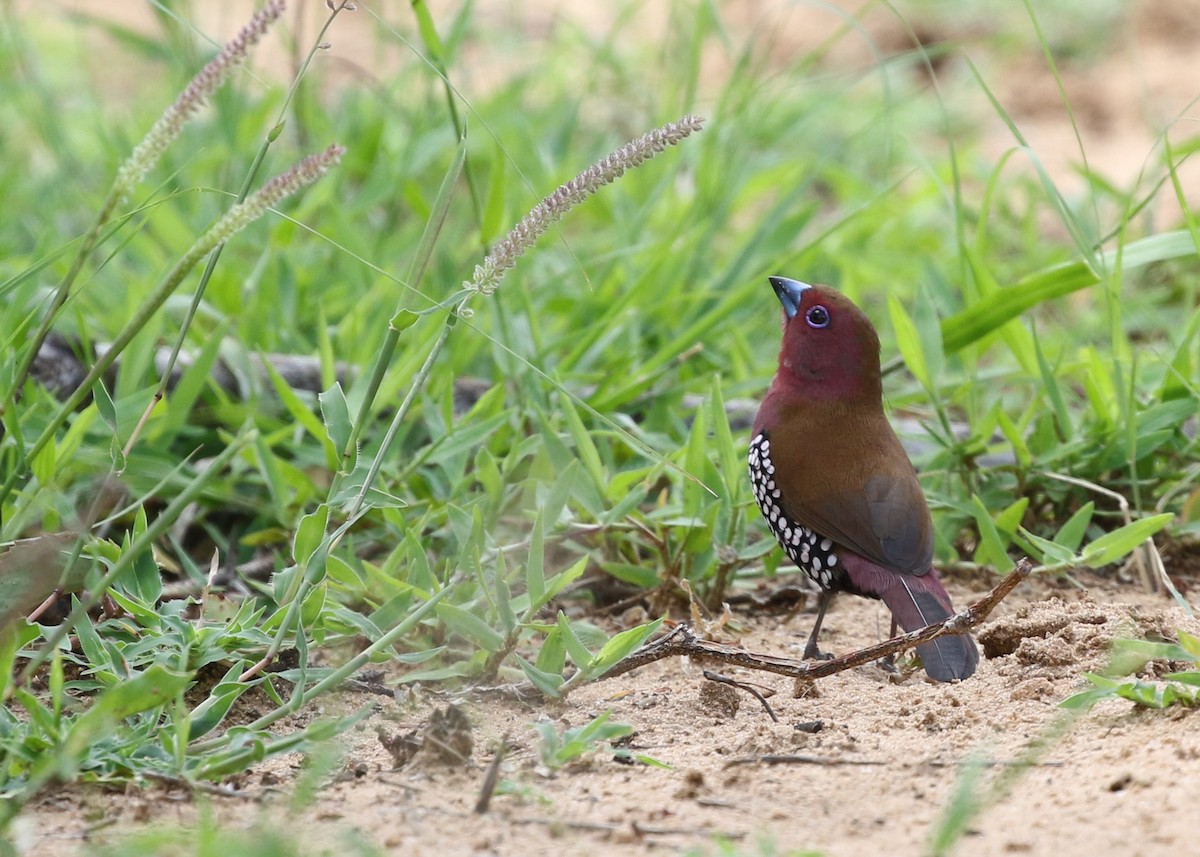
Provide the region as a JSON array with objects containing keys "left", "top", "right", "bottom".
[{"left": 769, "top": 276, "right": 812, "bottom": 320}]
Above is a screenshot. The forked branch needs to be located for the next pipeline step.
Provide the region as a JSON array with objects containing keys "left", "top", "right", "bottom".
[{"left": 603, "top": 558, "right": 1032, "bottom": 682}]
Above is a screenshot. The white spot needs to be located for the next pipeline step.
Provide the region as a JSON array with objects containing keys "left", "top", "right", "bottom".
[{"left": 820, "top": 538, "right": 832, "bottom": 551}]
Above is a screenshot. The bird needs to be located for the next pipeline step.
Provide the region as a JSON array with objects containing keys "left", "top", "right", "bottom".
[{"left": 748, "top": 275, "right": 979, "bottom": 681}]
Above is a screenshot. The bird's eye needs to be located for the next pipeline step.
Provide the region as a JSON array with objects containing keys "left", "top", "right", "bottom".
[{"left": 805, "top": 305, "right": 830, "bottom": 328}]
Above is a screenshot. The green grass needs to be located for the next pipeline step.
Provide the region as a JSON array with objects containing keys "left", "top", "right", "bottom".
[
  {"left": 1061, "top": 632, "right": 1200, "bottom": 709},
  {"left": 0, "top": 0, "right": 1198, "bottom": 853}
]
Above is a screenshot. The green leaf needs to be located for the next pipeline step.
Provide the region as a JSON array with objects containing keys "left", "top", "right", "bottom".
[
  {"left": 1158, "top": 304, "right": 1200, "bottom": 401},
  {"left": 941, "top": 229, "right": 1200, "bottom": 354},
  {"left": 1053, "top": 502, "right": 1094, "bottom": 554},
  {"left": 481, "top": 144, "right": 508, "bottom": 245},
  {"left": 614, "top": 750, "right": 673, "bottom": 768},
  {"left": 31, "top": 437, "right": 55, "bottom": 487},
  {"left": 188, "top": 666, "right": 252, "bottom": 739},
  {"left": 559, "top": 396, "right": 606, "bottom": 496},
  {"left": 404, "top": 530, "right": 436, "bottom": 592},
  {"left": 912, "top": 282, "right": 945, "bottom": 385},
  {"left": 993, "top": 406, "right": 1031, "bottom": 469},
  {"left": 1163, "top": 671, "right": 1200, "bottom": 688},
  {"left": 532, "top": 720, "right": 560, "bottom": 758},
  {"left": 390, "top": 308, "right": 419, "bottom": 333},
  {"left": 56, "top": 406, "right": 97, "bottom": 467},
  {"left": 1116, "top": 681, "right": 1173, "bottom": 708},
  {"left": 474, "top": 446, "right": 503, "bottom": 498},
  {"left": 542, "top": 459, "right": 581, "bottom": 526},
  {"left": 526, "top": 512, "right": 546, "bottom": 610},
  {"left": 557, "top": 611, "right": 594, "bottom": 669},
  {"left": 65, "top": 665, "right": 192, "bottom": 757},
  {"left": 555, "top": 711, "right": 633, "bottom": 763},
  {"left": 293, "top": 505, "right": 329, "bottom": 567},
  {"left": 437, "top": 603, "right": 505, "bottom": 653},
  {"left": 542, "top": 557, "right": 588, "bottom": 604},
  {"left": 73, "top": 613, "right": 110, "bottom": 678},
  {"left": 589, "top": 618, "right": 663, "bottom": 675},
  {"left": 1110, "top": 638, "right": 1197, "bottom": 663},
  {"left": 1078, "top": 514, "right": 1174, "bottom": 568},
  {"left": 1017, "top": 527, "right": 1075, "bottom": 566},
  {"left": 1031, "top": 324, "right": 1072, "bottom": 440},
  {"left": 682, "top": 397, "right": 708, "bottom": 517},
  {"left": 494, "top": 551, "right": 516, "bottom": 634},
  {"left": 395, "top": 662, "right": 475, "bottom": 684},
  {"left": 520, "top": 657, "right": 564, "bottom": 699},
  {"left": 599, "top": 561, "right": 659, "bottom": 589},
  {"left": 263, "top": 360, "right": 333, "bottom": 467},
  {"left": 888, "top": 294, "right": 930, "bottom": 390},
  {"left": 127, "top": 505, "right": 162, "bottom": 604},
  {"left": 252, "top": 433, "right": 289, "bottom": 514},
  {"left": 94, "top": 378, "right": 118, "bottom": 432},
  {"left": 970, "top": 495, "right": 1015, "bottom": 573},
  {"left": 368, "top": 590, "right": 414, "bottom": 632},
  {"left": 426, "top": 412, "right": 508, "bottom": 464},
  {"left": 1059, "top": 679, "right": 1119, "bottom": 710},
  {"left": 709, "top": 376, "right": 739, "bottom": 501},
  {"left": 1081, "top": 347, "right": 1118, "bottom": 430},
  {"left": 319, "top": 383, "right": 353, "bottom": 466},
  {"left": 316, "top": 305, "right": 336, "bottom": 393},
  {"left": 1177, "top": 631, "right": 1200, "bottom": 659},
  {"left": 162, "top": 319, "right": 227, "bottom": 437},
  {"left": 993, "top": 497, "right": 1029, "bottom": 540},
  {"left": 534, "top": 626, "right": 566, "bottom": 675},
  {"left": 410, "top": 0, "right": 445, "bottom": 62},
  {"left": 405, "top": 136, "right": 466, "bottom": 290}
]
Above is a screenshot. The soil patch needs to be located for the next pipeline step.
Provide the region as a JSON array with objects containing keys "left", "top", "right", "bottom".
[{"left": 18, "top": 575, "right": 1200, "bottom": 856}]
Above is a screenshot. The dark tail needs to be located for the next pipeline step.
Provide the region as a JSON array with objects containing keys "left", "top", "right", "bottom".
[{"left": 881, "top": 573, "right": 979, "bottom": 682}]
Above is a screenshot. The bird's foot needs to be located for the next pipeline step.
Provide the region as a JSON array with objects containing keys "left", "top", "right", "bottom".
[{"left": 803, "top": 645, "right": 834, "bottom": 662}]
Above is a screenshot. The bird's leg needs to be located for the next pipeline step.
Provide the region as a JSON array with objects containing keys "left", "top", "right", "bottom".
[
  {"left": 878, "top": 617, "right": 899, "bottom": 673},
  {"left": 802, "top": 591, "right": 835, "bottom": 661}
]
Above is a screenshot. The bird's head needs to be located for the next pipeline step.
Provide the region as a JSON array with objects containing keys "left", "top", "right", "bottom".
[{"left": 768, "top": 276, "right": 883, "bottom": 402}]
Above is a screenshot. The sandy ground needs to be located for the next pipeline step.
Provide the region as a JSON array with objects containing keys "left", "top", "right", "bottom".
[
  {"left": 13, "top": 1, "right": 1200, "bottom": 855},
  {"left": 17, "top": 572, "right": 1200, "bottom": 856}
]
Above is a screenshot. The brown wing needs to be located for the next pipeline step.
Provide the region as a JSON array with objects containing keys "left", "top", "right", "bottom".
[{"left": 769, "top": 410, "right": 934, "bottom": 575}]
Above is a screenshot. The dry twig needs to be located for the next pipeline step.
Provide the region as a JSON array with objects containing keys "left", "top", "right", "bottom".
[
  {"left": 702, "top": 670, "right": 778, "bottom": 722},
  {"left": 602, "top": 559, "right": 1032, "bottom": 682},
  {"left": 724, "top": 754, "right": 884, "bottom": 768},
  {"left": 474, "top": 735, "right": 509, "bottom": 814}
]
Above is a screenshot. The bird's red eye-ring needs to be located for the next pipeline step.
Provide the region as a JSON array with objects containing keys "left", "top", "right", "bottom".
[{"left": 805, "top": 305, "right": 830, "bottom": 328}]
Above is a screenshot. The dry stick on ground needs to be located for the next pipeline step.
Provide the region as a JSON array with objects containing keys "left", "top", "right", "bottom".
[
  {"left": 474, "top": 734, "right": 509, "bottom": 814},
  {"left": 602, "top": 558, "right": 1033, "bottom": 683},
  {"left": 508, "top": 816, "right": 746, "bottom": 841},
  {"left": 702, "top": 670, "right": 779, "bottom": 722},
  {"left": 724, "top": 754, "right": 885, "bottom": 768}
]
